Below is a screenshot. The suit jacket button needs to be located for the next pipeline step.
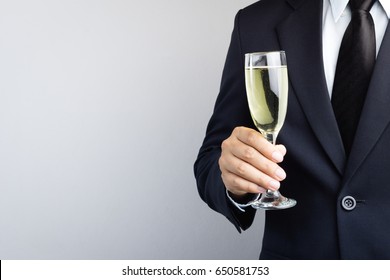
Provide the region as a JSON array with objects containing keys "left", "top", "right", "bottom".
[{"left": 341, "top": 196, "right": 356, "bottom": 211}]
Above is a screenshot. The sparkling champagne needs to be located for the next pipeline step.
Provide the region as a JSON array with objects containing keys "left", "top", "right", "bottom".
[
  {"left": 244, "top": 51, "right": 296, "bottom": 210},
  {"left": 245, "top": 66, "right": 288, "bottom": 134}
]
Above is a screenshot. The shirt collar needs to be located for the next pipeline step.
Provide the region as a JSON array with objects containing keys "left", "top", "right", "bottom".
[
  {"left": 381, "top": 0, "right": 390, "bottom": 17},
  {"left": 329, "top": 0, "right": 348, "bottom": 22},
  {"left": 329, "top": 0, "right": 390, "bottom": 21}
]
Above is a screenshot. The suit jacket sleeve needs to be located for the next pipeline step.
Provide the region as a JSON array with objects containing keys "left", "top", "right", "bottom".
[{"left": 194, "top": 10, "right": 257, "bottom": 232}]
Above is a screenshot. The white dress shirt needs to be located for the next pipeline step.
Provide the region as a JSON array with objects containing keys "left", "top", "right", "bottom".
[
  {"left": 322, "top": 0, "right": 390, "bottom": 96},
  {"left": 228, "top": 0, "right": 390, "bottom": 212}
]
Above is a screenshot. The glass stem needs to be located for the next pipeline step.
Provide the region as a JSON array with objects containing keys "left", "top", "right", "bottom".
[
  {"left": 263, "top": 132, "right": 278, "bottom": 145},
  {"left": 266, "top": 189, "right": 280, "bottom": 197},
  {"left": 264, "top": 131, "right": 279, "bottom": 196}
]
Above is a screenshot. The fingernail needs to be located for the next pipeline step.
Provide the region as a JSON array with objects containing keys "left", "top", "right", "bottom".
[
  {"left": 272, "top": 151, "right": 283, "bottom": 162},
  {"left": 275, "top": 168, "right": 286, "bottom": 180},
  {"left": 257, "top": 186, "right": 266, "bottom": 193},
  {"left": 269, "top": 180, "right": 280, "bottom": 190}
]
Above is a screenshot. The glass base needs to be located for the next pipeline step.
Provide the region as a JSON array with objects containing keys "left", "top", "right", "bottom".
[{"left": 250, "top": 190, "right": 296, "bottom": 210}]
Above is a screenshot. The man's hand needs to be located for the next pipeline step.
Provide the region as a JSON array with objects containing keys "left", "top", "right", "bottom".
[{"left": 219, "top": 126, "right": 287, "bottom": 199}]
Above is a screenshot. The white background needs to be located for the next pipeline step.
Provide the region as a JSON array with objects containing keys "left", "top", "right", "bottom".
[{"left": 0, "top": 0, "right": 264, "bottom": 259}]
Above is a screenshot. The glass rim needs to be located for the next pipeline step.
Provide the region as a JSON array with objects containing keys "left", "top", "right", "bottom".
[{"left": 245, "top": 50, "right": 286, "bottom": 57}]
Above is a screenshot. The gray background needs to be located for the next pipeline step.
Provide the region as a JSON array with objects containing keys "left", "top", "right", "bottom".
[{"left": 0, "top": 0, "right": 264, "bottom": 259}]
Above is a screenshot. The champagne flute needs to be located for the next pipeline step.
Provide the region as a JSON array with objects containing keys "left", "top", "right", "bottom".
[{"left": 244, "top": 51, "right": 296, "bottom": 210}]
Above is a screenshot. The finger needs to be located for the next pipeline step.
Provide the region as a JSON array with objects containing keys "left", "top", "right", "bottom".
[
  {"left": 228, "top": 139, "right": 286, "bottom": 182},
  {"left": 221, "top": 170, "right": 267, "bottom": 196},
  {"left": 221, "top": 152, "right": 281, "bottom": 191},
  {"left": 234, "top": 127, "right": 285, "bottom": 163},
  {"left": 275, "top": 144, "right": 287, "bottom": 156}
]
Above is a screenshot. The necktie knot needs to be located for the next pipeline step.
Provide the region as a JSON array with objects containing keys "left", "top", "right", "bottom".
[{"left": 350, "top": 0, "right": 376, "bottom": 12}]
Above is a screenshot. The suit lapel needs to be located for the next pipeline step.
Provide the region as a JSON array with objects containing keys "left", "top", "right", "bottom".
[
  {"left": 277, "top": 0, "right": 346, "bottom": 175},
  {"left": 343, "top": 23, "right": 390, "bottom": 183}
]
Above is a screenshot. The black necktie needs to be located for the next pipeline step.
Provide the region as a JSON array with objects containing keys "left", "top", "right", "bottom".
[{"left": 331, "top": 0, "right": 376, "bottom": 156}]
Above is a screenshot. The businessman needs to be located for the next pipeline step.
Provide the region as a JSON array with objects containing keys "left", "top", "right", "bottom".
[{"left": 194, "top": 0, "right": 390, "bottom": 259}]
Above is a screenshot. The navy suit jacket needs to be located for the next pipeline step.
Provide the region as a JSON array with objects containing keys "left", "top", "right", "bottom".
[{"left": 194, "top": 0, "right": 390, "bottom": 259}]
